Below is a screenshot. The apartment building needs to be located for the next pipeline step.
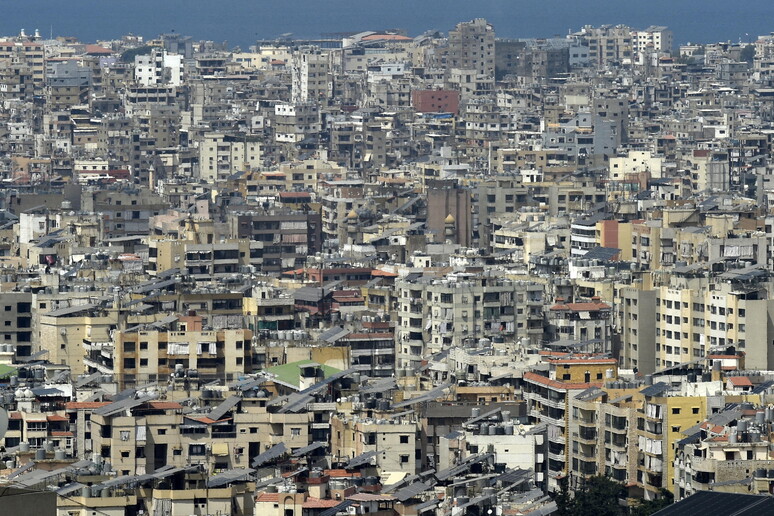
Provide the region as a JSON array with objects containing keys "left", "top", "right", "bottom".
[
  {"left": 113, "top": 324, "right": 254, "bottom": 388},
  {"left": 330, "top": 412, "right": 420, "bottom": 473},
  {"left": 148, "top": 238, "right": 263, "bottom": 279},
  {"left": 88, "top": 392, "right": 308, "bottom": 477},
  {"left": 522, "top": 357, "right": 609, "bottom": 491},
  {"left": 547, "top": 297, "right": 613, "bottom": 352},
  {"left": 198, "top": 132, "right": 263, "bottom": 183},
  {"left": 568, "top": 386, "right": 639, "bottom": 488},
  {"left": 291, "top": 47, "right": 330, "bottom": 103},
  {"left": 228, "top": 209, "right": 321, "bottom": 273},
  {"left": 274, "top": 102, "right": 321, "bottom": 144},
  {"left": 674, "top": 407, "right": 774, "bottom": 500},
  {"left": 447, "top": 19, "right": 496, "bottom": 78},
  {"left": 636, "top": 383, "right": 707, "bottom": 499},
  {"left": 395, "top": 272, "right": 544, "bottom": 370}
]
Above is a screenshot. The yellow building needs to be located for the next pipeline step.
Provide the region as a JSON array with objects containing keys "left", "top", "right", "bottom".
[
  {"left": 637, "top": 384, "right": 707, "bottom": 499},
  {"left": 114, "top": 317, "right": 253, "bottom": 388}
]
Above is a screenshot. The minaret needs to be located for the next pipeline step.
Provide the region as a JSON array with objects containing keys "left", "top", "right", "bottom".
[
  {"left": 444, "top": 213, "right": 456, "bottom": 244},
  {"left": 346, "top": 209, "right": 359, "bottom": 245}
]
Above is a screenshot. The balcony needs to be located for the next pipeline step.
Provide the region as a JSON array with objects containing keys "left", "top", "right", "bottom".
[
  {"left": 577, "top": 428, "right": 597, "bottom": 443},
  {"left": 547, "top": 450, "right": 566, "bottom": 463}
]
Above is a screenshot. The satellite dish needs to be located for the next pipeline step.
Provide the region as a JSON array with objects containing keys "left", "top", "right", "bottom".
[{"left": 0, "top": 408, "right": 8, "bottom": 440}]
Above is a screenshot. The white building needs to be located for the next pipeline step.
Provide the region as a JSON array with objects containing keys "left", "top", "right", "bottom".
[
  {"left": 632, "top": 26, "right": 673, "bottom": 56},
  {"left": 291, "top": 47, "right": 330, "bottom": 103},
  {"left": 135, "top": 49, "right": 183, "bottom": 86}
]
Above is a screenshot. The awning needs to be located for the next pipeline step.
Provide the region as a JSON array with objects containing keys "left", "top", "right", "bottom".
[
  {"left": 382, "top": 471, "right": 408, "bottom": 486},
  {"left": 212, "top": 443, "right": 230, "bottom": 456}
]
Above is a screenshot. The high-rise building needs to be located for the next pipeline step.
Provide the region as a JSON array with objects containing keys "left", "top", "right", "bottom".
[
  {"left": 447, "top": 18, "right": 496, "bottom": 78},
  {"left": 291, "top": 47, "right": 330, "bottom": 103}
]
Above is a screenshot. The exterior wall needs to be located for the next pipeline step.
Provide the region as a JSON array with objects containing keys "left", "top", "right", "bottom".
[
  {"left": 330, "top": 415, "right": 420, "bottom": 473},
  {"left": 412, "top": 89, "right": 460, "bottom": 114},
  {"left": 114, "top": 328, "right": 253, "bottom": 387}
]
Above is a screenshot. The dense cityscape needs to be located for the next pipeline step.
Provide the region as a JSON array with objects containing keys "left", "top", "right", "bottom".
[{"left": 0, "top": 17, "right": 774, "bottom": 516}]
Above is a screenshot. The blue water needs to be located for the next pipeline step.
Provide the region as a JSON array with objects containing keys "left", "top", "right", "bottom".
[{"left": 1, "top": 0, "right": 771, "bottom": 48}]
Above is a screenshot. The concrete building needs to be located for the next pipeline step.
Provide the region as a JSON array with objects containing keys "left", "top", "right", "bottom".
[
  {"left": 198, "top": 133, "right": 263, "bottom": 183},
  {"left": 448, "top": 19, "right": 496, "bottom": 78},
  {"left": 292, "top": 47, "right": 330, "bottom": 103}
]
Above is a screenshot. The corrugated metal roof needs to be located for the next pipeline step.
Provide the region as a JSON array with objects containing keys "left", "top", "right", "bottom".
[
  {"left": 252, "top": 443, "right": 288, "bottom": 467},
  {"left": 207, "top": 395, "right": 241, "bottom": 421},
  {"left": 207, "top": 468, "right": 255, "bottom": 488}
]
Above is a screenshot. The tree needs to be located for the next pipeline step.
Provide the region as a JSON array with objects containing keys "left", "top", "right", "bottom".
[
  {"left": 740, "top": 44, "right": 755, "bottom": 65},
  {"left": 631, "top": 488, "right": 674, "bottom": 516},
  {"left": 554, "top": 475, "right": 626, "bottom": 516},
  {"left": 120, "top": 45, "right": 153, "bottom": 63}
]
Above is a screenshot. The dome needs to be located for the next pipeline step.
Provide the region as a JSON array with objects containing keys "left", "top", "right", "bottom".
[
  {"left": 444, "top": 213, "right": 456, "bottom": 224},
  {"left": 14, "top": 388, "right": 24, "bottom": 398},
  {"left": 347, "top": 209, "right": 358, "bottom": 220},
  {"left": 23, "top": 388, "right": 34, "bottom": 399}
]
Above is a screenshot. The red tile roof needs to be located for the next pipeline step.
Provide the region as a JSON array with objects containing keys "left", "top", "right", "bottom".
[
  {"left": 65, "top": 402, "right": 110, "bottom": 410},
  {"left": 728, "top": 376, "right": 753, "bottom": 387},
  {"left": 148, "top": 401, "right": 182, "bottom": 410},
  {"left": 50, "top": 431, "right": 74, "bottom": 437},
  {"left": 256, "top": 493, "right": 280, "bottom": 502},
  {"left": 325, "top": 469, "right": 361, "bottom": 478},
  {"left": 523, "top": 371, "right": 603, "bottom": 391},
  {"left": 303, "top": 498, "right": 340, "bottom": 509},
  {"left": 372, "top": 269, "right": 398, "bottom": 277},
  {"left": 343, "top": 332, "right": 394, "bottom": 340},
  {"left": 46, "top": 415, "right": 69, "bottom": 422},
  {"left": 85, "top": 44, "right": 112, "bottom": 55}
]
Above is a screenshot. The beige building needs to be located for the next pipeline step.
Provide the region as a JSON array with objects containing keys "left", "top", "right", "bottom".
[
  {"left": 330, "top": 413, "right": 420, "bottom": 473},
  {"left": 113, "top": 317, "right": 254, "bottom": 387},
  {"left": 198, "top": 132, "right": 262, "bottom": 183}
]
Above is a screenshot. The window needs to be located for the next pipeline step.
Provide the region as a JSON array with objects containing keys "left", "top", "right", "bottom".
[
  {"left": 400, "top": 454, "right": 409, "bottom": 464},
  {"left": 189, "top": 444, "right": 206, "bottom": 456},
  {"left": 290, "top": 427, "right": 301, "bottom": 437},
  {"left": 400, "top": 435, "right": 409, "bottom": 444},
  {"left": 671, "top": 408, "right": 680, "bottom": 415}
]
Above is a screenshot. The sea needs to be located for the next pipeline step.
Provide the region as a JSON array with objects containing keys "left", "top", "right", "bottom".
[{"left": 0, "top": 0, "right": 772, "bottom": 48}]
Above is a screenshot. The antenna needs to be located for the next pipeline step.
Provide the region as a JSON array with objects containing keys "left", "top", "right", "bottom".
[{"left": 0, "top": 408, "right": 8, "bottom": 440}]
